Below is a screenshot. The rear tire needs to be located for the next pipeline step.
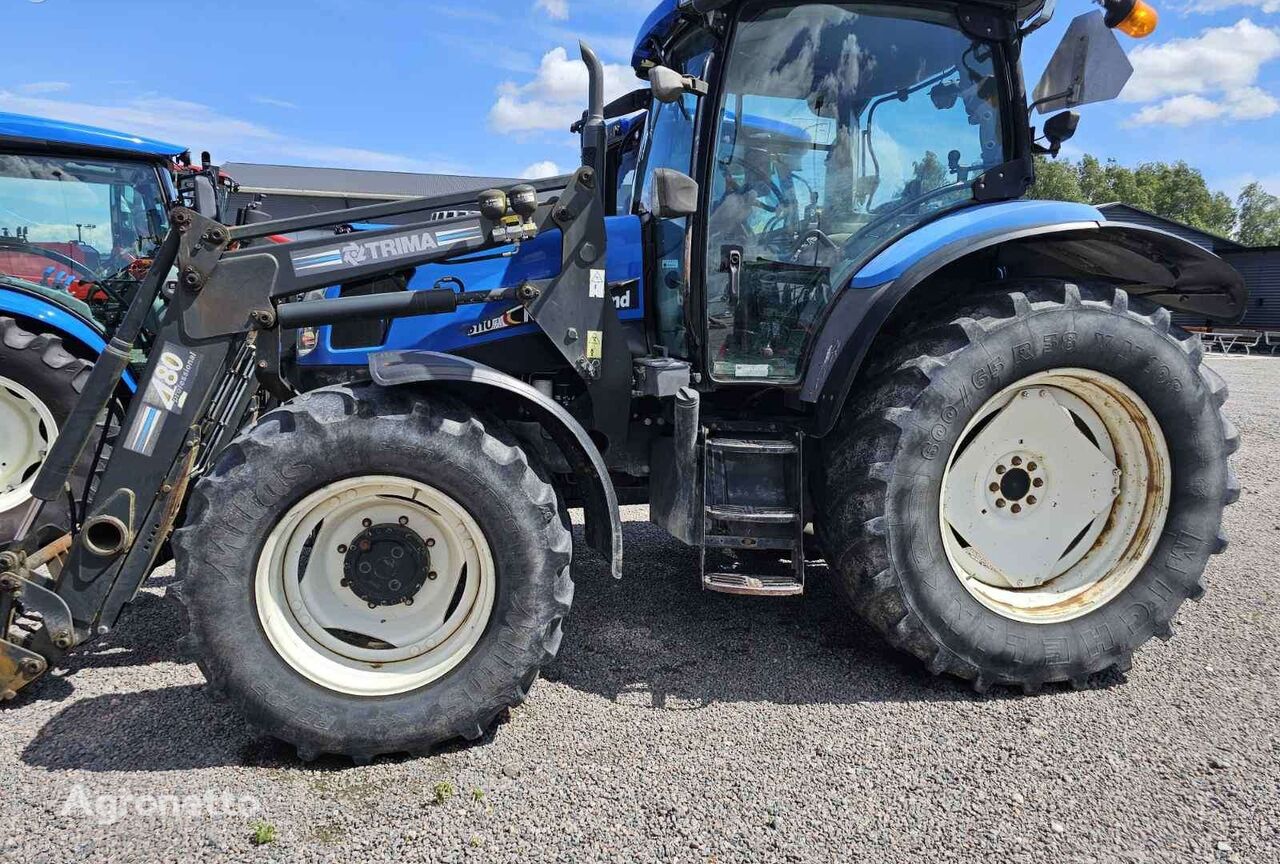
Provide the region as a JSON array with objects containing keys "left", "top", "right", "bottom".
[
  {"left": 817, "top": 282, "right": 1238, "bottom": 692},
  {"left": 0, "top": 317, "right": 93, "bottom": 541},
  {"left": 174, "top": 384, "right": 573, "bottom": 760}
]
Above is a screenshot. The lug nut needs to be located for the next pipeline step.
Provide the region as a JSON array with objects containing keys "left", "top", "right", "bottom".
[
  {"left": 1011, "top": 456, "right": 1022, "bottom": 466},
  {"left": 1027, "top": 496, "right": 1037, "bottom": 505},
  {"left": 399, "top": 516, "right": 409, "bottom": 526},
  {"left": 1028, "top": 462, "right": 1038, "bottom": 471},
  {"left": 337, "top": 545, "right": 348, "bottom": 554},
  {"left": 427, "top": 571, "right": 439, "bottom": 581},
  {"left": 362, "top": 519, "right": 373, "bottom": 528},
  {"left": 1033, "top": 478, "right": 1044, "bottom": 488},
  {"left": 996, "top": 465, "right": 1007, "bottom": 475},
  {"left": 426, "top": 539, "right": 436, "bottom": 548},
  {"left": 989, "top": 483, "right": 999, "bottom": 492},
  {"left": 996, "top": 499, "right": 1007, "bottom": 508},
  {"left": 19, "top": 658, "right": 43, "bottom": 677},
  {"left": 1011, "top": 503, "right": 1022, "bottom": 514}
]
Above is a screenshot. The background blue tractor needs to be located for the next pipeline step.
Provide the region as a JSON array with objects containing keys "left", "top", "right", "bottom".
[
  {"left": 2, "top": 0, "right": 1245, "bottom": 761},
  {"left": 0, "top": 113, "right": 241, "bottom": 538}
]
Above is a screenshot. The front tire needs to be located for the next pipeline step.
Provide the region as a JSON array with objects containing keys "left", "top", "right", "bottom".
[
  {"left": 818, "top": 282, "right": 1239, "bottom": 692},
  {"left": 0, "top": 318, "right": 93, "bottom": 541},
  {"left": 174, "top": 384, "right": 573, "bottom": 760}
]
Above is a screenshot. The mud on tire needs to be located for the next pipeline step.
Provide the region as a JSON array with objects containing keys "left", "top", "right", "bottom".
[
  {"left": 817, "top": 281, "right": 1239, "bottom": 692},
  {"left": 173, "top": 384, "right": 573, "bottom": 761}
]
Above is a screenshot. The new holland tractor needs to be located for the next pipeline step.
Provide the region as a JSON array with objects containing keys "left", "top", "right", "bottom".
[
  {"left": 0, "top": 112, "right": 238, "bottom": 539},
  {"left": 1, "top": 0, "right": 1243, "bottom": 762}
]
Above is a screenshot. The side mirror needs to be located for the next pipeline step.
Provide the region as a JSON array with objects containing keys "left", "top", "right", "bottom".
[
  {"left": 1041, "top": 111, "right": 1080, "bottom": 156},
  {"left": 1032, "top": 11, "right": 1133, "bottom": 114},
  {"left": 185, "top": 174, "right": 219, "bottom": 219},
  {"left": 650, "top": 168, "right": 699, "bottom": 219},
  {"left": 648, "top": 65, "right": 709, "bottom": 104}
]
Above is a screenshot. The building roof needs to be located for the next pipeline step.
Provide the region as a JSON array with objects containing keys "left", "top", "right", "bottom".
[
  {"left": 1098, "top": 202, "right": 1244, "bottom": 253},
  {"left": 222, "top": 162, "right": 520, "bottom": 201},
  {"left": 0, "top": 111, "right": 184, "bottom": 158}
]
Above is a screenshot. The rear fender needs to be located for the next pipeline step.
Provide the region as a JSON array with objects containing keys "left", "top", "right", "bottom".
[
  {"left": 803, "top": 215, "right": 1247, "bottom": 436},
  {"left": 369, "top": 350, "right": 623, "bottom": 578}
]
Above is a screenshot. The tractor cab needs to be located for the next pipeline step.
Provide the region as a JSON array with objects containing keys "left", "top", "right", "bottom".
[
  {"left": 626, "top": 0, "right": 1124, "bottom": 383},
  {"left": 0, "top": 112, "right": 235, "bottom": 332}
]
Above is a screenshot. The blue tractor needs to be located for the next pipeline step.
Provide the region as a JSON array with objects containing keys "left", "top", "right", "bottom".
[
  {"left": 3, "top": 0, "right": 1244, "bottom": 762},
  {"left": 0, "top": 113, "right": 236, "bottom": 537}
]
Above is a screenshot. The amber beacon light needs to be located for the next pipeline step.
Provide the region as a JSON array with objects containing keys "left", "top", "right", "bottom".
[{"left": 1102, "top": 0, "right": 1159, "bottom": 38}]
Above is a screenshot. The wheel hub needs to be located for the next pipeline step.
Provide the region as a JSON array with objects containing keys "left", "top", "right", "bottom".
[
  {"left": 342, "top": 523, "right": 431, "bottom": 608},
  {"left": 0, "top": 376, "right": 56, "bottom": 511},
  {"left": 939, "top": 371, "right": 1171, "bottom": 624}
]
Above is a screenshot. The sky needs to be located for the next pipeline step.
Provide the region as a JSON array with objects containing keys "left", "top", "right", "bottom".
[{"left": 1, "top": 0, "right": 1277, "bottom": 199}]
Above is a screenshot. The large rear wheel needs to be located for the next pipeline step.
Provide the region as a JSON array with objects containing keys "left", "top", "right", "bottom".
[
  {"left": 174, "top": 384, "right": 573, "bottom": 760},
  {"left": 818, "top": 282, "right": 1239, "bottom": 692}
]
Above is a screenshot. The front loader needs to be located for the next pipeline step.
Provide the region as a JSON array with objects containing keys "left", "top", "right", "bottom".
[{"left": 1, "top": 0, "right": 1244, "bottom": 760}]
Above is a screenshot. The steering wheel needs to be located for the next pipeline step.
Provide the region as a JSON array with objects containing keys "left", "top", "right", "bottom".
[
  {"left": 717, "top": 159, "right": 788, "bottom": 214},
  {"left": 791, "top": 228, "right": 839, "bottom": 267}
]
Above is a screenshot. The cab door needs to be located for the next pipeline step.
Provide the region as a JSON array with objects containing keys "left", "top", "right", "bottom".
[{"left": 632, "top": 32, "right": 713, "bottom": 360}]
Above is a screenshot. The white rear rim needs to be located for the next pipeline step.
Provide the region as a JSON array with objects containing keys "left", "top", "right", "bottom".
[
  {"left": 256, "top": 476, "right": 496, "bottom": 697},
  {"left": 0, "top": 375, "right": 56, "bottom": 513},
  {"left": 939, "top": 369, "right": 1171, "bottom": 624}
]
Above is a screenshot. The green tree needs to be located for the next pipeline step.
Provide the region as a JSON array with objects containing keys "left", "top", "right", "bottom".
[
  {"left": 1135, "top": 161, "right": 1236, "bottom": 238},
  {"left": 1027, "top": 155, "right": 1085, "bottom": 202},
  {"left": 911, "top": 151, "right": 948, "bottom": 192},
  {"left": 1236, "top": 182, "right": 1280, "bottom": 246}
]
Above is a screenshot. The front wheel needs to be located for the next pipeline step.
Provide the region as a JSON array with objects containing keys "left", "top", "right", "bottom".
[
  {"left": 818, "top": 282, "right": 1239, "bottom": 692},
  {"left": 174, "top": 385, "right": 573, "bottom": 761}
]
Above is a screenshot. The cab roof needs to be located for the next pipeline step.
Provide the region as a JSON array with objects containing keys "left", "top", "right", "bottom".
[
  {"left": 632, "top": 0, "right": 1047, "bottom": 70},
  {"left": 0, "top": 111, "right": 184, "bottom": 159}
]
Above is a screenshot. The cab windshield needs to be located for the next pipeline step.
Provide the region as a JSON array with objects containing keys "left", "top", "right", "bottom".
[
  {"left": 706, "top": 3, "right": 1006, "bottom": 382},
  {"left": 0, "top": 153, "right": 169, "bottom": 297}
]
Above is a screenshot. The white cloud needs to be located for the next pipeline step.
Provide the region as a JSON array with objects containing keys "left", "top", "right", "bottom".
[
  {"left": 521, "top": 160, "right": 563, "bottom": 178},
  {"left": 1183, "top": 0, "right": 1280, "bottom": 12},
  {"left": 252, "top": 96, "right": 299, "bottom": 110},
  {"left": 17, "top": 82, "right": 70, "bottom": 95},
  {"left": 1129, "top": 87, "right": 1280, "bottom": 125},
  {"left": 535, "top": 0, "right": 569, "bottom": 20},
  {"left": 489, "top": 47, "right": 635, "bottom": 134},
  {"left": 0, "top": 89, "right": 463, "bottom": 174},
  {"left": 1122, "top": 19, "right": 1280, "bottom": 102}
]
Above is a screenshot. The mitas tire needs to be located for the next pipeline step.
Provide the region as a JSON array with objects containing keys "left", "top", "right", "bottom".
[{"left": 817, "top": 281, "right": 1238, "bottom": 692}]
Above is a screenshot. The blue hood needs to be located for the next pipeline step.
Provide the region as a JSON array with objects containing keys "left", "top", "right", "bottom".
[{"left": 0, "top": 111, "right": 184, "bottom": 158}]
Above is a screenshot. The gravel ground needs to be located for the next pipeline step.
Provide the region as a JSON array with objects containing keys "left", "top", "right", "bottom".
[{"left": 1, "top": 357, "right": 1277, "bottom": 864}]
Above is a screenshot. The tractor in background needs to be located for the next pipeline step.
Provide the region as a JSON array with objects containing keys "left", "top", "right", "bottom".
[
  {"left": 2, "top": 0, "right": 1243, "bottom": 763},
  {"left": 0, "top": 113, "right": 243, "bottom": 539}
]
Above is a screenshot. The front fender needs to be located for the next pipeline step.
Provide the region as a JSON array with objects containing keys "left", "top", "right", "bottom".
[
  {"left": 369, "top": 350, "right": 623, "bottom": 579},
  {"left": 802, "top": 203, "right": 1247, "bottom": 436},
  {"left": 0, "top": 287, "right": 137, "bottom": 391}
]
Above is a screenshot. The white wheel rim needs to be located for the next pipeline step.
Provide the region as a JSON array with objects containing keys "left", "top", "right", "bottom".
[
  {"left": 0, "top": 375, "right": 57, "bottom": 513},
  {"left": 256, "top": 476, "right": 496, "bottom": 697},
  {"left": 939, "top": 369, "right": 1171, "bottom": 624}
]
